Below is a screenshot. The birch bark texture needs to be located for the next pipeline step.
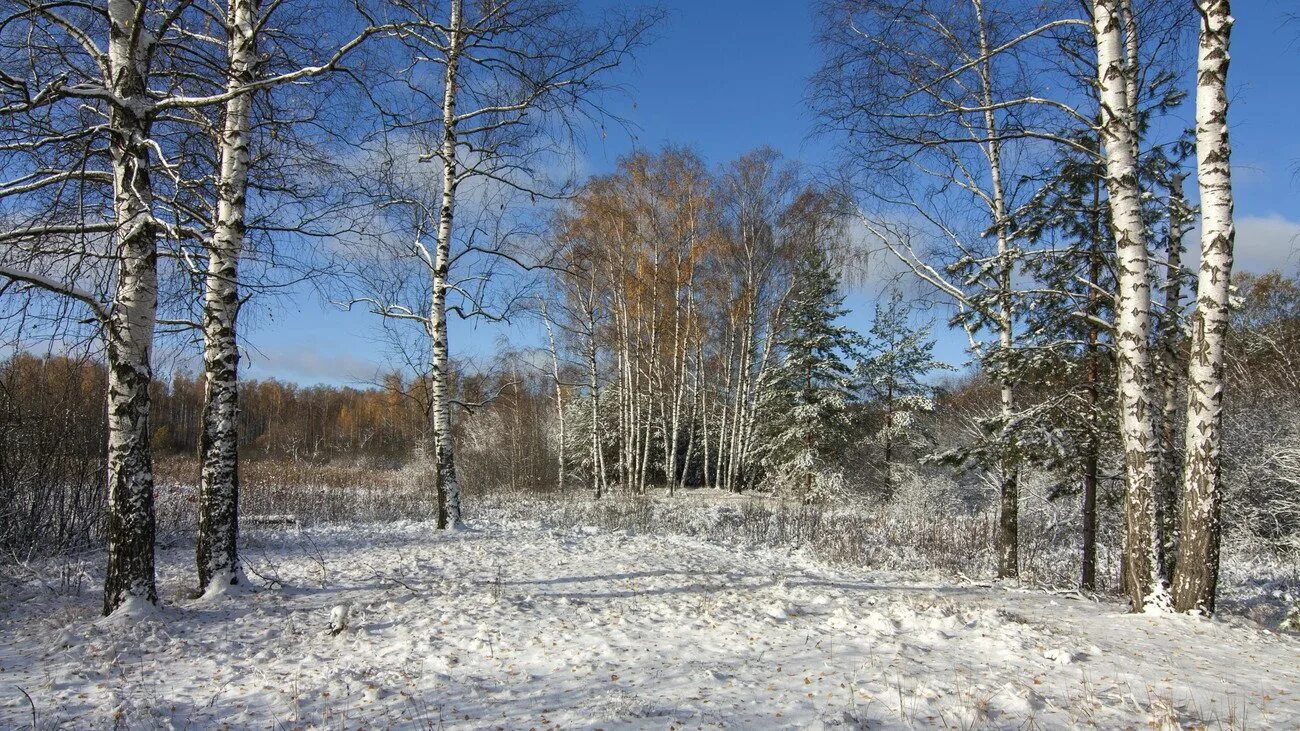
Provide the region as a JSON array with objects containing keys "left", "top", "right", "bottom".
[
  {"left": 430, "top": 0, "right": 466, "bottom": 530},
  {"left": 100, "top": 0, "right": 164, "bottom": 615},
  {"left": 197, "top": 0, "right": 260, "bottom": 593},
  {"left": 1173, "top": 0, "right": 1235, "bottom": 615},
  {"left": 1093, "top": 0, "right": 1169, "bottom": 611}
]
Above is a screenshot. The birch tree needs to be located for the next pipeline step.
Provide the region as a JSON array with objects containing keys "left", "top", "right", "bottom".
[
  {"left": 187, "top": 0, "right": 395, "bottom": 593},
  {"left": 813, "top": 0, "right": 1090, "bottom": 579},
  {"left": 1172, "top": 0, "right": 1235, "bottom": 615},
  {"left": 185, "top": 0, "right": 268, "bottom": 596},
  {"left": 0, "top": 0, "right": 388, "bottom": 609},
  {"left": 351, "top": 0, "right": 658, "bottom": 526},
  {"left": 1093, "top": 0, "right": 1170, "bottom": 610},
  {"left": 0, "top": 0, "right": 195, "bottom": 614}
]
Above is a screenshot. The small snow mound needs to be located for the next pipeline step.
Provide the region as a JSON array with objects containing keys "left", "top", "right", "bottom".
[
  {"left": 911, "top": 683, "right": 941, "bottom": 700},
  {"left": 701, "top": 667, "right": 733, "bottom": 683},
  {"left": 764, "top": 602, "right": 792, "bottom": 621},
  {"left": 328, "top": 603, "right": 351, "bottom": 635},
  {"left": 1042, "top": 647, "right": 1077, "bottom": 665},
  {"left": 98, "top": 596, "right": 158, "bottom": 626},
  {"left": 51, "top": 629, "right": 80, "bottom": 650},
  {"left": 197, "top": 569, "right": 253, "bottom": 603},
  {"left": 861, "top": 611, "right": 897, "bottom": 637}
]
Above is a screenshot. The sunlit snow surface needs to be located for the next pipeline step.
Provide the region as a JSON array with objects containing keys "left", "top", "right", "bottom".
[{"left": 2, "top": 520, "right": 1297, "bottom": 728}]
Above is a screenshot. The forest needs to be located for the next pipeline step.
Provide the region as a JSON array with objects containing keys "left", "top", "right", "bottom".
[{"left": 1, "top": 0, "right": 1298, "bottom": 728}]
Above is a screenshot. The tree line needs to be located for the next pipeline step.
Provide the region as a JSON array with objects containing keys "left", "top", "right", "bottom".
[{"left": 6, "top": 265, "right": 1297, "bottom": 596}]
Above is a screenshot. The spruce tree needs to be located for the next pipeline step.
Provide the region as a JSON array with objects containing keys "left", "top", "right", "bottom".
[
  {"left": 760, "top": 242, "right": 862, "bottom": 503},
  {"left": 860, "top": 289, "right": 952, "bottom": 499}
]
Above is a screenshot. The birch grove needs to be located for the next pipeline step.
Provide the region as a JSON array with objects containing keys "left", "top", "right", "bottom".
[{"left": 549, "top": 149, "right": 816, "bottom": 495}]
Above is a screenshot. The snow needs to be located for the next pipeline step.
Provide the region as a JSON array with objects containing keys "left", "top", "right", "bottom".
[
  {"left": 329, "top": 603, "right": 351, "bottom": 635},
  {"left": 97, "top": 595, "right": 158, "bottom": 626},
  {"left": 2, "top": 519, "right": 1297, "bottom": 728}
]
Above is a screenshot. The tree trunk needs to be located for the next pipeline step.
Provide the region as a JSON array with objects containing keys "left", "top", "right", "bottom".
[
  {"left": 974, "top": 0, "right": 1018, "bottom": 580},
  {"left": 1094, "top": 0, "right": 1168, "bottom": 611},
  {"left": 103, "top": 0, "right": 160, "bottom": 615},
  {"left": 197, "top": 0, "right": 258, "bottom": 593},
  {"left": 1173, "top": 0, "right": 1234, "bottom": 615},
  {"left": 1157, "top": 173, "right": 1187, "bottom": 584},
  {"left": 430, "top": 0, "right": 464, "bottom": 529},
  {"left": 541, "top": 304, "right": 566, "bottom": 492},
  {"left": 883, "top": 382, "right": 894, "bottom": 500},
  {"left": 586, "top": 282, "right": 606, "bottom": 498},
  {"left": 1082, "top": 191, "right": 1103, "bottom": 592}
]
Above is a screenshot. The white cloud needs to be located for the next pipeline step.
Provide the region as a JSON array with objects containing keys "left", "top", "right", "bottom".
[
  {"left": 1182, "top": 214, "right": 1300, "bottom": 275},
  {"left": 1233, "top": 214, "right": 1300, "bottom": 274}
]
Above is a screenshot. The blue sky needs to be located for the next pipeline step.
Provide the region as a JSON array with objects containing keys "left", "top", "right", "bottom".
[{"left": 241, "top": 0, "right": 1300, "bottom": 386}]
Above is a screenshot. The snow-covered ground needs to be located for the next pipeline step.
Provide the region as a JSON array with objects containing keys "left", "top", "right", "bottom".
[{"left": 2, "top": 520, "right": 1297, "bottom": 729}]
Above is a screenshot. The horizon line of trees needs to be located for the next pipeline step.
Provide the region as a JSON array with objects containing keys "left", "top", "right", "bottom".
[{"left": 4, "top": 266, "right": 1297, "bottom": 589}]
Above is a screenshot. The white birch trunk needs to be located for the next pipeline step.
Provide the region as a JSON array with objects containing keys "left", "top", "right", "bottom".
[
  {"left": 197, "top": 0, "right": 257, "bottom": 593},
  {"left": 1094, "top": 0, "right": 1169, "bottom": 611},
  {"left": 103, "top": 0, "right": 160, "bottom": 615},
  {"left": 974, "top": 0, "right": 1019, "bottom": 579},
  {"left": 1173, "top": 0, "right": 1234, "bottom": 615},
  {"left": 541, "top": 304, "right": 566, "bottom": 492},
  {"left": 588, "top": 322, "right": 604, "bottom": 497},
  {"left": 430, "top": 0, "right": 464, "bottom": 529}
]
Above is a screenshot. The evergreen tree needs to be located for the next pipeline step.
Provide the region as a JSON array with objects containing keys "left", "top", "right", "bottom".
[
  {"left": 760, "top": 242, "right": 862, "bottom": 503},
  {"left": 1013, "top": 118, "right": 1191, "bottom": 590},
  {"left": 860, "top": 289, "right": 952, "bottom": 499}
]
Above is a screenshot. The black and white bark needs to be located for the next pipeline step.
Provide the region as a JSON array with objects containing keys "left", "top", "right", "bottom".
[
  {"left": 1173, "top": 0, "right": 1235, "bottom": 615},
  {"left": 0, "top": 0, "right": 392, "bottom": 608},
  {"left": 430, "top": 0, "right": 466, "bottom": 528},
  {"left": 1093, "top": 0, "right": 1169, "bottom": 611},
  {"left": 195, "top": 0, "right": 260, "bottom": 594},
  {"left": 183, "top": 3, "right": 401, "bottom": 580}
]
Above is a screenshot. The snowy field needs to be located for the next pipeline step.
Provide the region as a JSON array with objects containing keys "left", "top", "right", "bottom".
[{"left": 2, "top": 519, "right": 1298, "bottom": 729}]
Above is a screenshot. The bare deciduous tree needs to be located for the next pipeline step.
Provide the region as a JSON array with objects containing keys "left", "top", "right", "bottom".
[
  {"left": 346, "top": 0, "right": 659, "bottom": 527},
  {"left": 813, "top": 0, "right": 1092, "bottom": 579}
]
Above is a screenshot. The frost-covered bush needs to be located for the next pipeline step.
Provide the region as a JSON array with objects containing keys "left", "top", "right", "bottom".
[
  {"left": 760, "top": 454, "right": 849, "bottom": 505},
  {"left": 472, "top": 484, "right": 1103, "bottom": 588},
  {"left": 1221, "top": 393, "right": 1300, "bottom": 560}
]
